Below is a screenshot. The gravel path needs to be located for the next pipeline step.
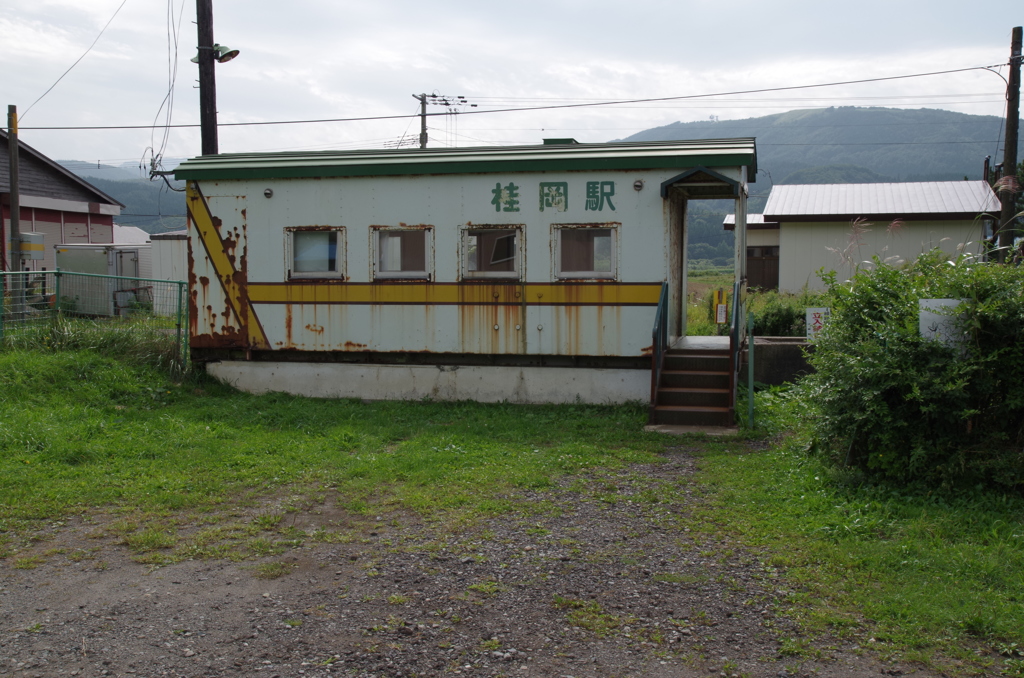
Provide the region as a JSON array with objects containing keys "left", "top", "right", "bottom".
[{"left": 1, "top": 447, "right": 943, "bottom": 678}]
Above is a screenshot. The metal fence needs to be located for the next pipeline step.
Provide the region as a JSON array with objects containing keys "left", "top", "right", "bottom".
[{"left": 1, "top": 270, "right": 188, "bottom": 367}]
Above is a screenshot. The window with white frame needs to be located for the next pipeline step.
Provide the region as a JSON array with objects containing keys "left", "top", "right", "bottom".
[
  {"left": 287, "top": 227, "right": 344, "bottom": 279},
  {"left": 555, "top": 225, "right": 616, "bottom": 279},
  {"left": 463, "top": 227, "right": 521, "bottom": 279},
  {"left": 375, "top": 228, "right": 431, "bottom": 279}
]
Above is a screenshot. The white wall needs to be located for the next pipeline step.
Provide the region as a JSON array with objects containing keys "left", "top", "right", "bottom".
[
  {"left": 207, "top": 361, "right": 649, "bottom": 404},
  {"left": 193, "top": 167, "right": 746, "bottom": 356},
  {"left": 747, "top": 230, "right": 779, "bottom": 247},
  {"left": 779, "top": 219, "right": 985, "bottom": 292}
]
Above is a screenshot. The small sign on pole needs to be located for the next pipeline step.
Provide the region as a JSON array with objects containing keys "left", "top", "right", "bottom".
[
  {"left": 806, "top": 307, "right": 830, "bottom": 340},
  {"left": 713, "top": 289, "right": 728, "bottom": 325}
]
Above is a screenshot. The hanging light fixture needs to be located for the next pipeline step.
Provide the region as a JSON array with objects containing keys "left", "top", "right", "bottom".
[{"left": 191, "top": 44, "right": 240, "bottom": 63}]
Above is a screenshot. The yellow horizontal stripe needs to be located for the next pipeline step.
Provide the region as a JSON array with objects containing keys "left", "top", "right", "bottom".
[
  {"left": 19, "top": 243, "right": 45, "bottom": 251},
  {"left": 248, "top": 282, "right": 662, "bottom": 306}
]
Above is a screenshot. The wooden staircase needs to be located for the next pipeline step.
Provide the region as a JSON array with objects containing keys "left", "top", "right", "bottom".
[{"left": 650, "top": 346, "right": 735, "bottom": 427}]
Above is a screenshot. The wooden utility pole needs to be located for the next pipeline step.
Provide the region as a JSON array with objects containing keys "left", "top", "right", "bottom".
[
  {"left": 413, "top": 94, "right": 427, "bottom": 148},
  {"left": 6, "top": 104, "right": 23, "bottom": 314},
  {"left": 196, "top": 0, "right": 219, "bottom": 155},
  {"left": 997, "top": 26, "right": 1022, "bottom": 260},
  {"left": 7, "top": 106, "right": 20, "bottom": 271}
]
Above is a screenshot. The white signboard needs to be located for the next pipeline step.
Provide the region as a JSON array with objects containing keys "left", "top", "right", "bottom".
[
  {"left": 919, "top": 299, "right": 965, "bottom": 349},
  {"left": 806, "top": 307, "right": 830, "bottom": 341},
  {"left": 715, "top": 303, "right": 728, "bottom": 324}
]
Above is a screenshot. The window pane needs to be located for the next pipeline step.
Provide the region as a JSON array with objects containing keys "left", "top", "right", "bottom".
[
  {"left": 379, "top": 231, "right": 427, "bottom": 273},
  {"left": 293, "top": 231, "right": 337, "bottom": 273},
  {"left": 467, "top": 230, "right": 516, "bottom": 273},
  {"left": 561, "top": 229, "right": 611, "bottom": 273}
]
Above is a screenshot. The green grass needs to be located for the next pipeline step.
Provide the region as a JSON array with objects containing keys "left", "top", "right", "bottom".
[
  {"left": 552, "top": 595, "right": 627, "bottom": 637},
  {"left": 689, "top": 415, "right": 1024, "bottom": 674},
  {"left": 0, "top": 348, "right": 662, "bottom": 529}
]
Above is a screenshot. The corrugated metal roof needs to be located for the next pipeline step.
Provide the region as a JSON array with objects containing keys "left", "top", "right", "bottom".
[
  {"left": 763, "top": 181, "right": 1000, "bottom": 220},
  {"left": 173, "top": 138, "right": 757, "bottom": 181},
  {"left": 722, "top": 214, "right": 779, "bottom": 231},
  {"left": 723, "top": 214, "right": 774, "bottom": 225}
]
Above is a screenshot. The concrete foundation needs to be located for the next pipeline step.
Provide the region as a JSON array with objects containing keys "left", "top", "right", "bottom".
[
  {"left": 743, "top": 337, "right": 812, "bottom": 386},
  {"left": 206, "top": 361, "right": 650, "bottom": 405}
]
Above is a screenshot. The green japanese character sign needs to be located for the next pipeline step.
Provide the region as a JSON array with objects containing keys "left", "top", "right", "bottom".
[
  {"left": 491, "top": 182, "right": 521, "bottom": 212},
  {"left": 585, "top": 181, "right": 616, "bottom": 211},
  {"left": 539, "top": 182, "right": 568, "bottom": 212}
]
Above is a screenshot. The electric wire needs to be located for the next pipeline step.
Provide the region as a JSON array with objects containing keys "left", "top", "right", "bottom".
[
  {"left": 17, "top": 63, "right": 1007, "bottom": 131},
  {"left": 143, "top": 0, "right": 186, "bottom": 175},
  {"left": 20, "top": 0, "right": 131, "bottom": 121}
]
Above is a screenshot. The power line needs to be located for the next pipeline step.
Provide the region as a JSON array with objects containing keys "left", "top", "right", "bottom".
[
  {"left": 18, "top": 63, "right": 1006, "bottom": 131},
  {"left": 20, "top": 0, "right": 131, "bottom": 121}
]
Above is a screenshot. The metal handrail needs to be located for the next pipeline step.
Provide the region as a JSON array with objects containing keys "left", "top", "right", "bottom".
[
  {"left": 729, "top": 278, "right": 746, "bottom": 419},
  {"left": 649, "top": 282, "right": 669, "bottom": 414},
  {"left": 52, "top": 268, "right": 186, "bottom": 286}
]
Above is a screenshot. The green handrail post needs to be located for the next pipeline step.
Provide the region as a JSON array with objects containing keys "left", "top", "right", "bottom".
[
  {"left": 747, "top": 311, "right": 755, "bottom": 429},
  {"left": 176, "top": 280, "right": 186, "bottom": 372},
  {"left": 1, "top": 273, "right": 6, "bottom": 344},
  {"left": 54, "top": 268, "right": 62, "bottom": 315}
]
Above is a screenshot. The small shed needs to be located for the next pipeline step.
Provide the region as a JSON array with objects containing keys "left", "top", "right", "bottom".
[
  {"left": 725, "top": 181, "right": 1000, "bottom": 291},
  {"left": 1, "top": 131, "right": 124, "bottom": 272},
  {"left": 174, "top": 139, "right": 757, "bottom": 415}
]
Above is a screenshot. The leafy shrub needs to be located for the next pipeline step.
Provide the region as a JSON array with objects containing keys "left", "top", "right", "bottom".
[{"left": 800, "top": 250, "right": 1024, "bottom": 489}]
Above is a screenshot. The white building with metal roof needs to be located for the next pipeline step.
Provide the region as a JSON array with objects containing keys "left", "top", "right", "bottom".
[
  {"left": 725, "top": 180, "right": 1000, "bottom": 292},
  {"left": 174, "top": 139, "right": 757, "bottom": 421}
]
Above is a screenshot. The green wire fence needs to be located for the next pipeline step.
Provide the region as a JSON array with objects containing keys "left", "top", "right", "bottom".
[{"left": 1, "top": 269, "right": 188, "bottom": 370}]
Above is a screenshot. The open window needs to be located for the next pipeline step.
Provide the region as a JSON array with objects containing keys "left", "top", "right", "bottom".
[
  {"left": 374, "top": 228, "right": 431, "bottom": 280},
  {"left": 554, "top": 224, "right": 616, "bottom": 279},
  {"left": 286, "top": 227, "right": 344, "bottom": 279},
  {"left": 463, "top": 226, "right": 522, "bottom": 279}
]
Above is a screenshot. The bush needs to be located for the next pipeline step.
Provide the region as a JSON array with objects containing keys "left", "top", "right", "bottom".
[
  {"left": 748, "top": 291, "right": 815, "bottom": 336},
  {"left": 799, "top": 251, "right": 1024, "bottom": 490}
]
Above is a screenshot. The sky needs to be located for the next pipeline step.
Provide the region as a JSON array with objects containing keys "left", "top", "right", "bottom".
[{"left": 1, "top": 0, "right": 1020, "bottom": 174}]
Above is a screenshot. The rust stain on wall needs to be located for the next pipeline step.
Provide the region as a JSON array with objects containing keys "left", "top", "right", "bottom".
[{"left": 284, "top": 304, "right": 294, "bottom": 349}]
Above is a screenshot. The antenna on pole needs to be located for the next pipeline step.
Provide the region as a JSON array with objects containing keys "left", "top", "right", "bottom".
[
  {"left": 411, "top": 94, "right": 477, "bottom": 148},
  {"left": 412, "top": 94, "right": 427, "bottom": 149}
]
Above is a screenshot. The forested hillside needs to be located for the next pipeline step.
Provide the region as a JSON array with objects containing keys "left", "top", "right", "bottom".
[
  {"left": 622, "top": 106, "right": 1014, "bottom": 185},
  {"left": 60, "top": 161, "right": 187, "bottom": 235},
  {"left": 87, "top": 176, "right": 187, "bottom": 234}
]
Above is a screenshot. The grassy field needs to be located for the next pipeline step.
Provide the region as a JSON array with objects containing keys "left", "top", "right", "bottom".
[
  {"left": 0, "top": 349, "right": 662, "bottom": 525},
  {"left": 1, "top": 343, "right": 1022, "bottom": 675}
]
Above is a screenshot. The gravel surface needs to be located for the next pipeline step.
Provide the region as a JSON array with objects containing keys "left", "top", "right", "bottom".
[{"left": 1, "top": 447, "right": 945, "bottom": 678}]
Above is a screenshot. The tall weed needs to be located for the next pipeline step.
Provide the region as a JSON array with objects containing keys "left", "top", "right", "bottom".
[{"left": 4, "top": 315, "right": 184, "bottom": 373}]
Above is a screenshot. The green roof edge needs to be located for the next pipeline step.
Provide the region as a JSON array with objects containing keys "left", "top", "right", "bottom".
[{"left": 175, "top": 153, "right": 754, "bottom": 181}]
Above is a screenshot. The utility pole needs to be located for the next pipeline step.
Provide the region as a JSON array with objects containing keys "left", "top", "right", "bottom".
[
  {"left": 997, "top": 26, "right": 1022, "bottom": 260},
  {"left": 6, "top": 104, "right": 23, "bottom": 315},
  {"left": 412, "top": 94, "right": 427, "bottom": 149},
  {"left": 196, "top": 0, "right": 219, "bottom": 155}
]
